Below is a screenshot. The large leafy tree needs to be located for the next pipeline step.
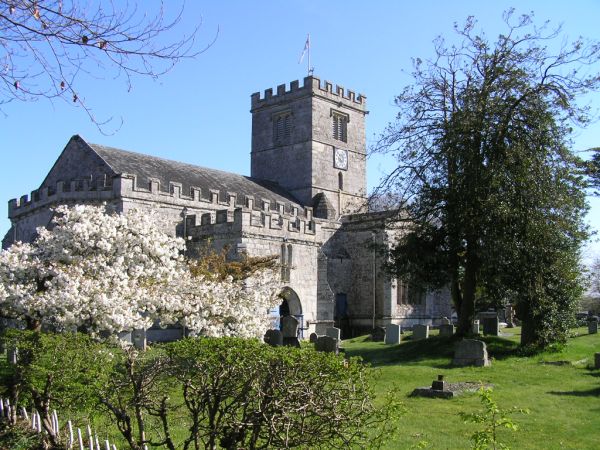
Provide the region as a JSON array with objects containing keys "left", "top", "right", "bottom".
[{"left": 374, "top": 11, "right": 598, "bottom": 346}]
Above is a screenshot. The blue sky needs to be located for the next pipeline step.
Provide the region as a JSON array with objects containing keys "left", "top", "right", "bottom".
[{"left": 1, "top": 0, "right": 599, "bottom": 261}]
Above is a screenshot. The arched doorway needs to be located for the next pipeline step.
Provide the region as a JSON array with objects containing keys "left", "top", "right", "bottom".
[
  {"left": 280, "top": 287, "right": 302, "bottom": 316},
  {"left": 279, "top": 287, "right": 304, "bottom": 338}
]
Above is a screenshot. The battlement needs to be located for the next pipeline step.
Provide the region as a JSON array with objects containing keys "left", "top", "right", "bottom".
[
  {"left": 250, "top": 76, "right": 366, "bottom": 111},
  {"left": 8, "top": 177, "right": 116, "bottom": 219},
  {"left": 189, "top": 206, "right": 318, "bottom": 239},
  {"left": 8, "top": 173, "right": 312, "bottom": 223}
]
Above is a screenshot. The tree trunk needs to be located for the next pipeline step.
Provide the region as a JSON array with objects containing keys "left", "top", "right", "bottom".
[
  {"left": 517, "top": 300, "right": 537, "bottom": 347},
  {"left": 456, "top": 242, "right": 478, "bottom": 336},
  {"left": 25, "top": 317, "right": 41, "bottom": 332}
]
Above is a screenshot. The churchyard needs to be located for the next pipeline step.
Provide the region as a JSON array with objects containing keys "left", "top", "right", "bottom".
[
  {"left": 1, "top": 324, "right": 598, "bottom": 449},
  {"left": 345, "top": 326, "right": 600, "bottom": 449}
]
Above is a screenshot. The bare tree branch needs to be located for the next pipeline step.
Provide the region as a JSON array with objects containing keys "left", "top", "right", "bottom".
[{"left": 0, "top": 0, "right": 216, "bottom": 131}]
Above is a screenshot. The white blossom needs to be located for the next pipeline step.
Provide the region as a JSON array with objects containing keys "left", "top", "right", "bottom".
[{"left": 0, "top": 204, "right": 281, "bottom": 338}]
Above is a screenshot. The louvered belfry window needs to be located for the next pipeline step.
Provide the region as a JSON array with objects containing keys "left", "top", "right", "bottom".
[
  {"left": 332, "top": 111, "right": 348, "bottom": 142},
  {"left": 273, "top": 111, "right": 292, "bottom": 145}
]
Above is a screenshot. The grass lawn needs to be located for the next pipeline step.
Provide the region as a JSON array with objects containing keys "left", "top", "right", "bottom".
[
  {"left": 2, "top": 328, "right": 598, "bottom": 449},
  {"left": 343, "top": 327, "right": 600, "bottom": 449}
]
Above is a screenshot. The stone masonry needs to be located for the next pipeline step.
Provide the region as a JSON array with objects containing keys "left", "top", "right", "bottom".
[{"left": 4, "top": 76, "right": 452, "bottom": 339}]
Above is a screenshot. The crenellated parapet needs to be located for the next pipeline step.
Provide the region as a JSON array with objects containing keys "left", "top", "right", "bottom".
[
  {"left": 9, "top": 173, "right": 311, "bottom": 223},
  {"left": 251, "top": 76, "right": 366, "bottom": 112},
  {"left": 8, "top": 176, "right": 118, "bottom": 219},
  {"left": 188, "top": 205, "right": 319, "bottom": 240}
]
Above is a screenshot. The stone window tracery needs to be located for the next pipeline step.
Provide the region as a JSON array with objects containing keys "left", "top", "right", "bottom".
[{"left": 396, "top": 281, "right": 425, "bottom": 306}]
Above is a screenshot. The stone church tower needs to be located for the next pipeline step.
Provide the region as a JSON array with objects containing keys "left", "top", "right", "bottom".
[{"left": 250, "top": 76, "right": 367, "bottom": 218}]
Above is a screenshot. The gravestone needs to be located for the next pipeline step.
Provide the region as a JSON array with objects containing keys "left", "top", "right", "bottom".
[
  {"left": 441, "top": 317, "right": 452, "bottom": 325},
  {"left": 146, "top": 327, "right": 184, "bottom": 343},
  {"left": 595, "top": 352, "right": 600, "bottom": 370},
  {"left": 439, "top": 324, "right": 454, "bottom": 337},
  {"left": 452, "top": 339, "right": 490, "bottom": 367},
  {"left": 309, "top": 332, "right": 318, "bottom": 344},
  {"left": 481, "top": 312, "right": 499, "bottom": 336},
  {"left": 412, "top": 324, "right": 429, "bottom": 340},
  {"left": 326, "top": 327, "right": 341, "bottom": 342},
  {"left": 7, "top": 347, "right": 17, "bottom": 365},
  {"left": 472, "top": 320, "right": 480, "bottom": 335},
  {"left": 264, "top": 329, "right": 283, "bottom": 347},
  {"left": 431, "top": 374, "right": 446, "bottom": 391},
  {"left": 281, "top": 316, "right": 300, "bottom": 347},
  {"left": 315, "top": 335, "right": 338, "bottom": 354},
  {"left": 588, "top": 317, "right": 598, "bottom": 334},
  {"left": 505, "top": 305, "right": 515, "bottom": 328},
  {"left": 385, "top": 324, "right": 401, "bottom": 345},
  {"left": 132, "top": 329, "right": 147, "bottom": 351},
  {"left": 371, "top": 326, "right": 386, "bottom": 342}
]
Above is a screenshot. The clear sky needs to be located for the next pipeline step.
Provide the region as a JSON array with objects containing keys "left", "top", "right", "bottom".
[{"left": 1, "top": 0, "right": 599, "bottom": 261}]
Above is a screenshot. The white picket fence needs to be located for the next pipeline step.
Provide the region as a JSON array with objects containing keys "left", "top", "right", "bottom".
[{"left": 0, "top": 397, "right": 121, "bottom": 450}]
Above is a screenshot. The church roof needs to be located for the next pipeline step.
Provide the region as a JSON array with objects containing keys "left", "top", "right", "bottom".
[{"left": 43, "top": 135, "right": 303, "bottom": 209}]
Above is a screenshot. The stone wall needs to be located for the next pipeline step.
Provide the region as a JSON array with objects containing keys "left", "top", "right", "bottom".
[
  {"left": 250, "top": 76, "right": 367, "bottom": 216},
  {"left": 188, "top": 205, "right": 339, "bottom": 337}
]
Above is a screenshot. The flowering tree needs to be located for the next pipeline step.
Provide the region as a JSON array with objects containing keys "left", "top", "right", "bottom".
[
  {"left": 0, "top": 204, "right": 281, "bottom": 338},
  {"left": 174, "top": 264, "right": 281, "bottom": 338}
]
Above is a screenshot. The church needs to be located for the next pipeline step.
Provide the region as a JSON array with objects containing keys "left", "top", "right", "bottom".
[{"left": 3, "top": 76, "right": 451, "bottom": 338}]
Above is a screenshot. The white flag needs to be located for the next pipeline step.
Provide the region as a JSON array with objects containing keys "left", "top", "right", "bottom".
[{"left": 298, "top": 34, "right": 310, "bottom": 64}]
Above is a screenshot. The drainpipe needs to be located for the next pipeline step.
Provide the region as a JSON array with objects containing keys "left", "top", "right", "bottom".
[
  {"left": 181, "top": 207, "right": 188, "bottom": 255},
  {"left": 372, "top": 231, "right": 376, "bottom": 329}
]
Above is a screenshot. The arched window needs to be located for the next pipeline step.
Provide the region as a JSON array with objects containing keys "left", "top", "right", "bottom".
[{"left": 338, "top": 172, "right": 344, "bottom": 190}]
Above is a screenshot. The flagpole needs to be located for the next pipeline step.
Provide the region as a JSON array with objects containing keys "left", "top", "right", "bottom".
[
  {"left": 299, "top": 33, "right": 313, "bottom": 76},
  {"left": 307, "top": 33, "right": 311, "bottom": 76}
]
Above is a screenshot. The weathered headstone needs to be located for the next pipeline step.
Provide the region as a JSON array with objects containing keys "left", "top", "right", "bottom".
[
  {"left": 412, "top": 324, "right": 429, "bottom": 340},
  {"left": 441, "top": 317, "right": 451, "bottom": 325},
  {"left": 439, "top": 324, "right": 454, "bottom": 337},
  {"left": 281, "top": 316, "right": 300, "bottom": 347},
  {"left": 431, "top": 374, "right": 446, "bottom": 391},
  {"left": 505, "top": 305, "right": 515, "bottom": 328},
  {"left": 146, "top": 327, "right": 185, "bottom": 342},
  {"left": 481, "top": 312, "right": 499, "bottom": 336},
  {"left": 452, "top": 339, "right": 490, "bottom": 367},
  {"left": 309, "top": 332, "right": 318, "bottom": 344},
  {"left": 315, "top": 335, "right": 338, "bottom": 354},
  {"left": 472, "top": 320, "right": 480, "bottom": 335},
  {"left": 385, "top": 324, "right": 401, "bottom": 345},
  {"left": 326, "top": 327, "right": 341, "bottom": 341},
  {"left": 132, "top": 329, "right": 147, "bottom": 351},
  {"left": 371, "top": 326, "right": 386, "bottom": 342},
  {"left": 7, "top": 346, "right": 17, "bottom": 365},
  {"left": 264, "top": 329, "right": 283, "bottom": 347},
  {"left": 588, "top": 318, "right": 598, "bottom": 334},
  {"left": 281, "top": 315, "right": 299, "bottom": 337},
  {"left": 595, "top": 352, "right": 600, "bottom": 370}
]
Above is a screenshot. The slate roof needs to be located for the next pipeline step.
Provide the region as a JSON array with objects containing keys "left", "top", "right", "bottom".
[{"left": 85, "top": 141, "right": 303, "bottom": 209}]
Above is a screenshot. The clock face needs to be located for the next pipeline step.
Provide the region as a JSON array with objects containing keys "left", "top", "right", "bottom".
[{"left": 334, "top": 148, "right": 348, "bottom": 170}]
